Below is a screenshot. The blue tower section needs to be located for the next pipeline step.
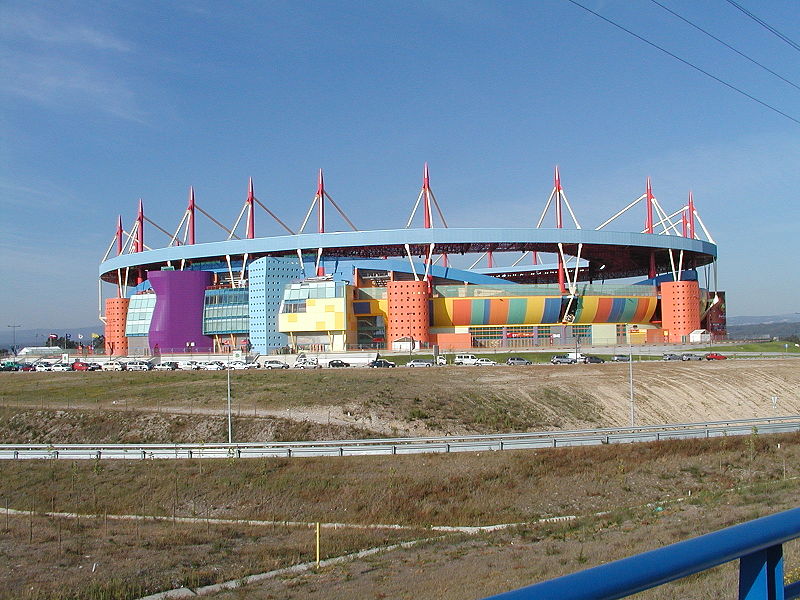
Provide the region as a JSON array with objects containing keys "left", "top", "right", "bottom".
[{"left": 248, "top": 256, "right": 304, "bottom": 353}]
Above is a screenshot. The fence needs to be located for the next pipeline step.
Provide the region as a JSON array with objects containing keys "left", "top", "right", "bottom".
[{"left": 482, "top": 506, "right": 800, "bottom": 600}]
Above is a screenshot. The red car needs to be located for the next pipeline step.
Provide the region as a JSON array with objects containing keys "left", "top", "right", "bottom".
[
  {"left": 705, "top": 352, "right": 728, "bottom": 360},
  {"left": 71, "top": 361, "right": 92, "bottom": 371}
]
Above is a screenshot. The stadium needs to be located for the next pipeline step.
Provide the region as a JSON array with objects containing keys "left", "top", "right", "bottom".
[{"left": 97, "top": 166, "right": 725, "bottom": 357}]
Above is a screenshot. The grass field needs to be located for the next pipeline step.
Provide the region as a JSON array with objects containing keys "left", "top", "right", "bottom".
[{"left": 1, "top": 431, "right": 799, "bottom": 598}]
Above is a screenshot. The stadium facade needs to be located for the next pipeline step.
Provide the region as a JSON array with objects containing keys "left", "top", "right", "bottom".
[{"left": 98, "top": 167, "right": 726, "bottom": 356}]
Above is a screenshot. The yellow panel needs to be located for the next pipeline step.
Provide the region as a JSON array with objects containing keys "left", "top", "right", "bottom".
[
  {"left": 307, "top": 299, "right": 316, "bottom": 307},
  {"left": 288, "top": 314, "right": 298, "bottom": 323},
  {"left": 316, "top": 321, "right": 326, "bottom": 330},
  {"left": 575, "top": 296, "right": 599, "bottom": 324},
  {"left": 325, "top": 304, "right": 335, "bottom": 312},
  {"left": 334, "top": 314, "right": 344, "bottom": 330},
  {"left": 524, "top": 297, "right": 547, "bottom": 323},
  {"left": 431, "top": 298, "right": 453, "bottom": 327}
]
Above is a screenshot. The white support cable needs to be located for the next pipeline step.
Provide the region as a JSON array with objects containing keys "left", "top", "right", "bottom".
[
  {"left": 560, "top": 190, "right": 582, "bottom": 229},
  {"left": 253, "top": 197, "right": 295, "bottom": 235},
  {"left": 468, "top": 253, "right": 487, "bottom": 270},
  {"left": 298, "top": 196, "right": 318, "bottom": 233},
  {"left": 123, "top": 222, "right": 138, "bottom": 254},
  {"left": 429, "top": 190, "right": 449, "bottom": 228},
  {"left": 652, "top": 199, "right": 682, "bottom": 235},
  {"left": 511, "top": 252, "right": 529, "bottom": 267},
  {"left": 169, "top": 211, "right": 189, "bottom": 247},
  {"left": 645, "top": 207, "right": 683, "bottom": 234},
  {"left": 225, "top": 255, "right": 234, "bottom": 287},
  {"left": 179, "top": 259, "right": 185, "bottom": 271},
  {"left": 404, "top": 243, "right": 419, "bottom": 280},
  {"left": 324, "top": 192, "right": 358, "bottom": 231},
  {"left": 667, "top": 249, "right": 677, "bottom": 281},
  {"left": 101, "top": 235, "right": 117, "bottom": 263},
  {"left": 536, "top": 189, "right": 556, "bottom": 229},
  {"left": 123, "top": 266, "right": 130, "bottom": 297},
  {"left": 196, "top": 205, "right": 238, "bottom": 239},
  {"left": 595, "top": 194, "right": 645, "bottom": 230},
  {"left": 557, "top": 243, "right": 573, "bottom": 291},
  {"left": 693, "top": 210, "right": 716, "bottom": 244},
  {"left": 144, "top": 216, "right": 178, "bottom": 242},
  {"left": 422, "top": 243, "right": 435, "bottom": 281},
  {"left": 296, "top": 248, "right": 305, "bottom": 274},
  {"left": 116, "top": 268, "right": 123, "bottom": 298},
  {"left": 677, "top": 249, "right": 684, "bottom": 281},
  {"left": 239, "top": 253, "right": 248, "bottom": 284},
  {"left": 314, "top": 247, "right": 323, "bottom": 273},
  {"left": 228, "top": 203, "right": 248, "bottom": 240},
  {"left": 405, "top": 189, "right": 425, "bottom": 228},
  {"left": 571, "top": 243, "right": 584, "bottom": 294}
]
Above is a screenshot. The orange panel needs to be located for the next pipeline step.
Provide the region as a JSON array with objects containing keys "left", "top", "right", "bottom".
[
  {"left": 104, "top": 297, "right": 130, "bottom": 356},
  {"left": 661, "top": 281, "right": 700, "bottom": 343},
  {"left": 386, "top": 280, "right": 430, "bottom": 343}
]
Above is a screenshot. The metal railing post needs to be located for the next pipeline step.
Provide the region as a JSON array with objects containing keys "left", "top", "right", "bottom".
[{"left": 738, "top": 545, "right": 784, "bottom": 600}]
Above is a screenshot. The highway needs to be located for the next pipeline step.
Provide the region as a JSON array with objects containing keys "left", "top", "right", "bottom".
[{"left": 1, "top": 416, "right": 798, "bottom": 460}]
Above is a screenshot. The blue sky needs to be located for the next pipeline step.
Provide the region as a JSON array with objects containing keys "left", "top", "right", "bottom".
[{"left": 1, "top": 0, "right": 799, "bottom": 330}]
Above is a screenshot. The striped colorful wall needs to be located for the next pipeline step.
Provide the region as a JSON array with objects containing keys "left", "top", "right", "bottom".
[
  {"left": 574, "top": 296, "right": 657, "bottom": 324},
  {"left": 430, "top": 295, "right": 656, "bottom": 327}
]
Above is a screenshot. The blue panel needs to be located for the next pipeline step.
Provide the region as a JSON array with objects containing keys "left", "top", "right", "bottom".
[
  {"left": 352, "top": 301, "right": 371, "bottom": 315},
  {"left": 542, "top": 298, "right": 562, "bottom": 323},
  {"left": 607, "top": 297, "right": 627, "bottom": 323},
  {"left": 248, "top": 256, "right": 304, "bottom": 353}
]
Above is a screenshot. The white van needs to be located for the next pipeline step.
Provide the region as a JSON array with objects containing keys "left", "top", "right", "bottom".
[
  {"left": 454, "top": 354, "right": 478, "bottom": 365},
  {"left": 566, "top": 352, "right": 587, "bottom": 363},
  {"left": 176, "top": 360, "right": 200, "bottom": 370},
  {"left": 101, "top": 361, "right": 125, "bottom": 371}
]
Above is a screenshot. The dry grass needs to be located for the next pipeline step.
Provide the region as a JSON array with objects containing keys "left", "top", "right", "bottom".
[{"left": 0, "top": 433, "right": 797, "bottom": 599}]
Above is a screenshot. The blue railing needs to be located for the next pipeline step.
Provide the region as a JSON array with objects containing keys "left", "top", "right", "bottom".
[{"left": 483, "top": 507, "right": 800, "bottom": 600}]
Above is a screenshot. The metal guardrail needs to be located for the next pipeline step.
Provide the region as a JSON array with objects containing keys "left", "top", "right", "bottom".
[
  {"left": 0, "top": 416, "right": 798, "bottom": 460},
  {"left": 482, "top": 506, "right": 800, "bottom": 600}
]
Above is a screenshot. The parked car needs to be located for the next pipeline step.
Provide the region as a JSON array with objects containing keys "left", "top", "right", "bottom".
[
  {"left": 611, "top": 354, "right": 631, "bottom": 362},
  {"left": 705, "top": 352, "right": 728, "bottom": 360},
  {"left": 681, "top": 353, "right": 704, "bottom": 361},
  {"left": 35, "top": 362, "right": 56, "bottom": 371},
  {"left": 228, "top": 360, "right": 258, "bottom": 371},
  {"left": 50, "top": 363, "right": 73, "bottom": 372},
  {"left": 1, "top": 361, "right": 22, "bottom": 371},
  {"left": 125, "top": 361, "right": 153, "bottom": 371},
  {"left": 506, "top": 356, "right": 532, "bottom": 366},
  {"left": 368, "top": 359, "right": 396, "bottom": 368},
  {"left": 584, "top": 356, "right": 605, "bottom": 364},
  {"left": 436, "top": 355, "right": 447, "bottom": 366},
  {"left": 153, "top": 361, "right": 178, "bottom": 371},
  {"left": 262, "top": 359, "right": 289, "bottom": 369},
  {"left": 293, "top": 358, "right": 321, "bottom": 369},
  {"left": 18, "top": 363, "right": 36, "bottom": 371},
  {"left": 87, "top": 363, "right": 103, "bottom": 371},
  {"left": 176, "top": 360, "right": 200, "bottom": 370},
  {"left": 551, "top": 355, "right": 576, "bottom": 365},
  {"left": 198, "top": 361, "right": 224, "bottom": 370},
  {"left": 662, "top": 353, "right": 681, "bottom": 361},
  {"left": 407, "top": 359, "right": 433, "bottom": 367},
  {"left": 327, "top": 359, "right": 351, "bottom": 368},
  {"left": 474, "top": 358, "right": 498, "bottom": 366},
  {"left": 102, "top": 361, "right": 125, "bottom": 371},
  {"left": 453, "top": 354, "right": 479, "bottom": 365},
  {"left": 71, "top": 361, "right": 92, "bottom": 371}
]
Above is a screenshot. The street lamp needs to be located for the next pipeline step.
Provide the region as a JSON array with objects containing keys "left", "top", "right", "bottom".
[
  {"left": 629, "top": 342, "right": 635, "bottom": 427},
  {"left": 7, "top": 324, "right": 21, "bottom": 356}
]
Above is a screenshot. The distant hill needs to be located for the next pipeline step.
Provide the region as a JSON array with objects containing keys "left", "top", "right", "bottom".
[
  {"left": 727, "top": 321, "right": 800, "bottom": 340},
  {"left": 727, "top": 313, "right": 800, "bottom": 326}
]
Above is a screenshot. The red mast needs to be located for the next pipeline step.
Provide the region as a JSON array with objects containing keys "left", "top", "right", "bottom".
[
  {"left": 246, "top": 178, "right": 255, "bottom": 239},
  {"left": 555, "top": 166, "right": 566, "bottom": 294},
  {"left": 116, "top": 215, "right": 123, "bottom": 256},
  {"left": 687, "top": 191, "right": 696, "bottom": 240},
  {"left": 187, "top": 187, "right": 196, "bottom": 245},
  {"left": 646, "top": 177, "right": 656, "bottom": 279},
  {"left": 135, "top": 199, "right": 145, "bottom": 284},
  {"left": 317, "top": 169, "right": 325, "bottom": 234}
]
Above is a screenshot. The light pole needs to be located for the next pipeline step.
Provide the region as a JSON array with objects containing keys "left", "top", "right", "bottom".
[
  {"left": 7, "top": 324, "right": 21, "bottom": 356},
  {"left": 629, "top": 342, "right": 635, "bottom": 427},
  {"left": 226, "top": 353, "right": 233, "bottom": 444}
]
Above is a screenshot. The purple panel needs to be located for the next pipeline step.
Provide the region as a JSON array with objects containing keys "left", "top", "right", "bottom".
[{"left": 148, "top": 270, "right": 213, "bottom": 353}]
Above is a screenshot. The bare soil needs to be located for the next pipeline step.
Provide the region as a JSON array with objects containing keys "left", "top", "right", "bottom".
[{"left": 0, "top": 359, "right": 798, "bottom": 442}]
